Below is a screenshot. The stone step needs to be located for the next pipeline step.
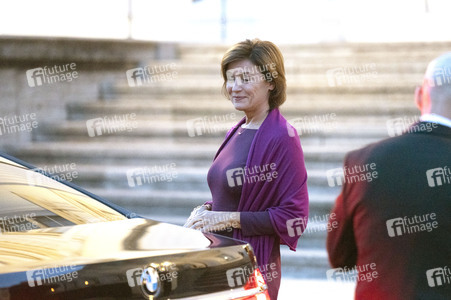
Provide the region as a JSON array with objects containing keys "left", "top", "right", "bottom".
[
  {"left": 37, "top": 163, "right": 344, "bottom": 192},
  {"left": 178, "top": 42, "right": 451, "bottom": 55},
  {"left": 106, "top": 82, "right": 415, "bottom": 97},
  {"left": 25, "top": 158, "right": 345, "bottom": 198},
  {"left": 33, "top": 128, "right": 384, "bottom": 149},
  {"left": 178, "top": 50, "right": 443, "bottom": 65},
  {"left": 30, "top": 136, "right": 381, "bottom": 157},
  {"left": 24, "top": 152, "right": 357, "bottom": 184},
  {"left": 86, "top": 187, "right": 336, "bottom": 224},
  {"left": 136, "top": 64, "right": 425, "bottom": 76},
  {"left": 33, "top": 117, "right": 403, "bottom": 143},
  {"left": 111, "top": 76, "right": 419, "bottom": 92},
  {"left": 61, "top": 100, "right": 417, "bottom": 142},
  {"left": 11, "top": 155, "right": 349, "bottom": 182},
  {"left": 178, "top": 51, "right": 441, "bottom": 65},
  {"left": 67, "top": 93, "right": 416, "bottom": 115},
  {"left": 178, "top": 42, "right": 451, "bottom": 63},
  {"left": 10, "top": 141, "right": 358, "bottom": 168},
  {"left": 131, "top": 69, "right": 424, "bottom": 81},
  {"left": 146, "top": 60, "right": 429, "bottom": 75}
]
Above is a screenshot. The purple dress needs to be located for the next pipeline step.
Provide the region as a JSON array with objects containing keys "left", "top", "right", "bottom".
[
  {"left": 206, "top": 109, "right": 309, "bottom": 300},
  {"left": 207, "top": 127, "right": 281, "bottom": 298}
]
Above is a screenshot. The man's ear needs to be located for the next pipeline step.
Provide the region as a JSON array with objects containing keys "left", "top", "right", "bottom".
[
  {"left": 415, "top": 85, "right": 423, "bottom": 111},
  {"left": 415, "top": 82, "right": 432, "bottom": 114}
]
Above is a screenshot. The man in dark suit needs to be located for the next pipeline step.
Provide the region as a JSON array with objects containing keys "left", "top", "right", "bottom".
[{"left": 326, "top": 53, "right": 451, "bottom": 299}]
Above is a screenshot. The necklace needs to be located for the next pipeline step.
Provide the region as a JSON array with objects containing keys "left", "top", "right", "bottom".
[{"left": 238, "top": 126, "right": 247, "bottom": 135}]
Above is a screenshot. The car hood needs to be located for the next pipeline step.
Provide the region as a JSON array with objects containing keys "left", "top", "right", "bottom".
[{"left": 0, "top": 218, "right": 243, "bottom": 274}]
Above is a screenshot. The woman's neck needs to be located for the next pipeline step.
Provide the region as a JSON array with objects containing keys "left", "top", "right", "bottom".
[{"left": 244, "top": 108, "right": 269, "bottom": 129}]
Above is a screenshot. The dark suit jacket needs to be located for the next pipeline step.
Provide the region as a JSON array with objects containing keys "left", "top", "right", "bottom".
[{"left": 327, "top": 122, "right": 451, "bottom": 300}]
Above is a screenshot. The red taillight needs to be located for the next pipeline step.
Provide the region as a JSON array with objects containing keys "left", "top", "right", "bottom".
[
  {"left": 236, "top": 268, "right": 270, "bottom": 300},
  {"left": 244, "top": 268, "right": 266, "bottom": 290}
]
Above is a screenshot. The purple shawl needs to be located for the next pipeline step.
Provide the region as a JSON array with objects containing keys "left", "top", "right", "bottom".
[{"left": 212, "top": 108, "right": 309, "bottom": 269}]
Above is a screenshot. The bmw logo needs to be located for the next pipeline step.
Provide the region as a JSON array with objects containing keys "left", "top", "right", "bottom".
[{"left": 140, "top": 266, "right": 161, "bottom": 298}]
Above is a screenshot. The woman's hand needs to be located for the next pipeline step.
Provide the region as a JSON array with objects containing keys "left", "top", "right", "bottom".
[
  {"left": 184, "top": 210, "right": 241, "bottom": 233},
  {"left": 183, "top": 204, "right": 211, "bottom": 228}
]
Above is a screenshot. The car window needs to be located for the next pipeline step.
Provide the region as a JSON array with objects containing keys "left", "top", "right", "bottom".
[{"left": 0, "top": 156, "right": 126, "bottom": 234}]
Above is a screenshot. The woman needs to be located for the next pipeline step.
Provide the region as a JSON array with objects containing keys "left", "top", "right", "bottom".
[{"left": 184, "top": 39, "right": 309, "bottom": 299}]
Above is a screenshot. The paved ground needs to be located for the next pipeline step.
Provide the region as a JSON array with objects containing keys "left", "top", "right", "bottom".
[{"left": 278, "top": 278, "right": 356, "bottom": 299}]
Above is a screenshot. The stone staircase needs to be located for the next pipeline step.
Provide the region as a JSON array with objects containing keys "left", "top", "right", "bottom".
[{"left": 10, "top": 42, "right": 451, "bottom": 279}]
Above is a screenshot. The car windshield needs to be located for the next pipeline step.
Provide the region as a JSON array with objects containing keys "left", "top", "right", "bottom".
[{"left": 0, "top": 156, "right": 126, "bottom": 234}]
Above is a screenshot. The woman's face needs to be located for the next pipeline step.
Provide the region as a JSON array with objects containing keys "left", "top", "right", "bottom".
[{"left": 226, "top": 59, "right": 274, "bottom": 114}]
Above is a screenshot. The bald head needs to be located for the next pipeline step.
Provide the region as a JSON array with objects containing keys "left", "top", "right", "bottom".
[{"left": 417, "top": 52, "right": 451, "bottom": 118}]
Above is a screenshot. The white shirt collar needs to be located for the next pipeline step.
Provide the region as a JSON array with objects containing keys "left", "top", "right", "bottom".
[{"left": 420, "top": 114, "right": 451, "bottom": 128}]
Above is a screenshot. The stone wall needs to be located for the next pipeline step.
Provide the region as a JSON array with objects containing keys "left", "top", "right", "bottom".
[{"left": 0, "top": 36, "right": 176, "bottom": 149}]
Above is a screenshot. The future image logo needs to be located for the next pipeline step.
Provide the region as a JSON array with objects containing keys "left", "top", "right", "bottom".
[
  {"left": 197, "top": 212, "right": 240, "bottom": 233},
  {"left": 287, "top": 213, "right": 339, "bottom": 238},
  {"left": 126, "top": 268, "right": 143, "bottom": 287},
  {"left": 326, "top": 263, "right": 378, "bottom": 283},
  {"left": 429, "top": 66, "right": 451, "bottom": 87},
  {"left": 226, "top": 267, "right": 250, "bottom": 288},
  {"left": 386, "top": 213, "right": 438, "bottom": 237},
  {"left": 226, "top": 63, "right": 278, "bottom": 85},
  {"left": 26, "top": 265, "right": 79, "bottom": 287},
  {"left": 326, "top": 163, "right": 378, "bottom": 187},
  {"left": 326, "top": 63, "right": 377, "bottom": 87},
  {"left": 286, "top": 217, "right": 308, "bottom": 237},
  {"left": 0, "top": 113, "right": 38, "bottom": 136},
  {"left": 86, "top": 113, "right": 138, "bottom": 137},
  {"left": 386, "top": 116, "right": 437, "bottom": 137},
  {"left": 126, "top": 63, "right": 178, "bottom": 87},
  {"left": 26, "top": 163, "right": 78, "bottom": 186},
  {"left": 288, "top": 113, "right": 337, "bottom": 136},
  {"left": 386, "top": 117, "right": 414, "bottom": 137},
  {"left": 126, "top": 265, "right": 178, "bottom": 289},
  {"left": 326, "top": 168, "right": 345, "bottom": 187},
  {"left": 126, "top": 163, "right": 178, "bottom": 187},
  {"left": 126, "top": 68, "right": 145, "bottom": 87},
  {"left": 26, "top": 68, "right": 45, "bottom": 87},
  {"left": 226, "top": 163, "right": 278, "bottom": 188},
  {"left": 426, "top": 266, "right": 451, "bottom": 287},
  {"left": 226, "top": 168, "right": 244, "bottom": 187},
  {"left": 0, "top": 213, "right": 39, "bottom": 234},
  {"left": 426, "top": 166, "right": 451, "bottom": 187},
  {"left": 26, "top": 63, "right": 79, "bottom": 87},
  {"left": 186, "top": 113, "right": 236, "bottom": 137}
]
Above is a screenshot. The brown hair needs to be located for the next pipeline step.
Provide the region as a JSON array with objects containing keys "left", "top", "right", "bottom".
[{"left": 220, "top": 39, "right": 287, "bottom": 110}]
